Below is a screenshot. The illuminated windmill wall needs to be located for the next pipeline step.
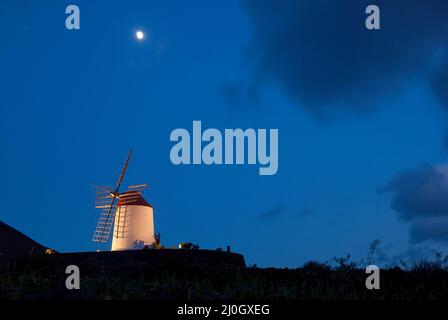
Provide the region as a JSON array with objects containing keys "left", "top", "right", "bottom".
[
  {"left": 93, "top": 151, "right": 155, "bottom": 251},
  {"left": 111, "top": 190, "right": 154, "bottom": 251}
]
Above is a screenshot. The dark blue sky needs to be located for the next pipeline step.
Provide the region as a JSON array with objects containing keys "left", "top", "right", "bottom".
[{"left": 1, "top": 0, "right": 448, "bottom": 267}]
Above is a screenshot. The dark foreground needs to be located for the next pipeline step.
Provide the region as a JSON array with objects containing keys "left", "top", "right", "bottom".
[{"left": 1, "top": 251, "right": 447, "bottom": 300}]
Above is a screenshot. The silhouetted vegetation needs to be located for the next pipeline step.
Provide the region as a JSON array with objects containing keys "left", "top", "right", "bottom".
[
  {"left": 1, "top": 251, "right": 448, "bottom": 300},
  {"left": 178, "top": 242, "right": 200, "bottom": 250}
]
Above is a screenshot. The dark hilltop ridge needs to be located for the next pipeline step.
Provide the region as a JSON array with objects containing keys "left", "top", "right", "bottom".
[
  {"left": 1, "top": 220, "right": 448, "bottom": 300},
  {"left": 0, "top": 220, "right": 245, "bottom": 268},
  {"left": 0, "top": 221, "right": 52, "bottom": 261}
]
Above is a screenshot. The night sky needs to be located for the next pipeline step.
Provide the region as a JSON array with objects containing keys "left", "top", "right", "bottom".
[{"left": 1, "top": 0, "right": 448, "bottom": 267}]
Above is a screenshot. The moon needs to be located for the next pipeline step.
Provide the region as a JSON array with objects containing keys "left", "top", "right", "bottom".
[{"left": 136, "top": 30, "right": 145, "bottom": 40}]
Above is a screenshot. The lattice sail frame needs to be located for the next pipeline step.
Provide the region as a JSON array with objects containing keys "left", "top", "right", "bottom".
[
  {"left": 92, "top": 183, "right": 148, "bottom": 243},
  {"left": 92, "top": 202, "right": 117, "bottom": 243},
  {"left": 92, "top": 150, "right": 133, "bottom": 246},
  {"left": 94, "top": 185, "right": 114, "bottom": 209}
]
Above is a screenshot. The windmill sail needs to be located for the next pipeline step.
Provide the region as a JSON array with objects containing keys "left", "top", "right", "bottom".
[
  {"left": 94, "top": 185, "right": 114, "bottom": 209},
  {"left": 92, "top": 150, "right": 153, "bottom": 251},
  {"left": 93, "top": 203, "right": 117, "bottom": 242},
  {"left": 128, "top": 184, "right": 148, "bottom": 192},
  {"left": 114, "top": 205, "right": 128, "bottom": 239},
  {"left": 92, "top": 150, "right": 133, "bottom": 246},
  {"left": 118, "top": 191, "right": 142, "bottom": 205}
]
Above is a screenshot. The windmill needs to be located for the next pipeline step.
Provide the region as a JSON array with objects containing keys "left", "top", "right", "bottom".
[{"left": 92, "top": 150, "right": 155, "bottom": 251}]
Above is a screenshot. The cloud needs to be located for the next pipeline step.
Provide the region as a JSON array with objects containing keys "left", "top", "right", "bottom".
[
  {"left": 429, "top": 52, "right": 448, "bottom": 110},
  {"left": 380, "top": 163, "right": 448, "bottom": 244},
  {"left": 379, "top": 164, "right": 448, "bottom": 220},
  {"left": 219, "top": 83, "right": 259, "bottom": 111},
  {"left": 241, "top": 0, "right": 448, "bottom": 118},
  {"left": 390, "top": 243, "right": 447, "bottom": 266},
  {"left": 260, "top": 205, "right": 314, "bottom": 221},
  {"left": 293, "top": 207, "right": 314, "bottom": 218},
  {"left": 409, "top": 217, "right": 448, "bottom": 244}
]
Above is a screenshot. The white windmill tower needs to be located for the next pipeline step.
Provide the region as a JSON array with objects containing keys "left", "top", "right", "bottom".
[{"left": 92, "top": 150, "right": 155, "bottom": 251}]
